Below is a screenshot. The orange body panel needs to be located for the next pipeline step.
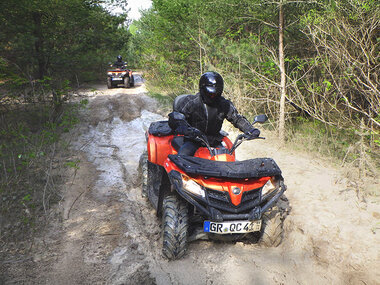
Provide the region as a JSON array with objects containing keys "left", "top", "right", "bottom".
[
  {"left": 108, "top": 69, "right": 131, "bottom": 74},
  {"left": 148, "top": 133, "right": 269, "bottom": 207},
  {"left": 147, "top": 134, "right": 176, "bottom": 165},
  {"left": 163, "top": 156, "right": 270, "bottom": 206},
  {"left": 194, "top": 137, "right": 235, "bottom": 161},
  {"left": 147, "top": 134, "right": 235, "bottom": 165},
  {"left": 198, "top": 176, "right": 270, "bottom": 206}
]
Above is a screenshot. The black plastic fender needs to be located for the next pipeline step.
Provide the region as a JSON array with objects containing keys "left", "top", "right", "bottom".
[{"left": 146, "top": 161, "right": 171, "bottom": 216}]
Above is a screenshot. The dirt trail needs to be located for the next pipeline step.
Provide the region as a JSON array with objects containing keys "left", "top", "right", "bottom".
[{"left": 7, "top": 75, "right": 379, "bottom": 284}]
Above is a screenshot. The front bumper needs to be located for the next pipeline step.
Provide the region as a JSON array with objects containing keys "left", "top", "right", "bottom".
[{"left": 168, "top": 170, "right": 286, "bottom": 222}]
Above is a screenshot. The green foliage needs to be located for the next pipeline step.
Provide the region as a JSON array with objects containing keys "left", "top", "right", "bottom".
[
  {"left": 134, "top": 0, "right": 314, "bottom": 105},
  {"left": 294, "top": 0, "right": 380, "bottom": 130},
  {"left": 147, "top": 91, "right": 175, "bottom": 107},
  {"left": 0, "top": 0, "right": 132, "bottom": 91},
  {"left": 0, "top": 101, "right": 85, "bottom": 241},
  {"left": 134, "top": 0, "right": 378, "bottom": 138},
  {"left": 132, "top": 0, "right": 379, "bottom": 174},
  {"left": 289, "top": 117, "right": 359, "bottom": 161},
  {"left": 65, "top": 160, "right": 81, "bottom": 170}
]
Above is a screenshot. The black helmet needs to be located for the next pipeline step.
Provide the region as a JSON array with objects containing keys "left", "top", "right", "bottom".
[
  {"left": 199, "top": 71, "right": 224, "bottom": 105},
  {"left": 117, "top": 55, "right": 122, "bottom": 62}
]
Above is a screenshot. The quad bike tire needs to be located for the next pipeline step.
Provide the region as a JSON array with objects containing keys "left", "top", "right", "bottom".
[
  {"left": 162, "top": 194, "right": 189, "bottom": 260},
  {"left": 130, "top": 75, "right": 135, "bottom": 87},
  {"left": 107, "top": 78, "right": 113, "bottom": 89},
  {"left": 260, "top": 206, "right": 283, "bottom": 247},
  {"left": 139, "top": 150, "right": 148, "bottom": 197},
  {"left": 124, "top": 76, "right": 130, "bottom": 88}
]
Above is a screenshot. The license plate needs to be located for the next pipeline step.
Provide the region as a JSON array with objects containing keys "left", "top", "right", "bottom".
[
  {"left": 204, "top": 220, "right": 262, "bottom": 234},
  {"left": 112, "top": 77, "right": 122, "bottom": 80}
]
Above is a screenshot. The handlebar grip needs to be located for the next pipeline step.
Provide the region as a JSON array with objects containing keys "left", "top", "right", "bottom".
[{"left": 242, "top": 134, "right": 265, "bottom": 140}]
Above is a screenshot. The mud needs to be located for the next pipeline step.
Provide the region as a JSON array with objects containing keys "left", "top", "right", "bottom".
[{"left": 2, "top": 73, "right": 379, "bottom": 284}]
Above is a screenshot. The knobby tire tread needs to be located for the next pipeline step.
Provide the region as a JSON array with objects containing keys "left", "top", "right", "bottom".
[
  {"left": 139, "top": 151, "right": 148, "bottom": 197},
  {"left": 260, "top": 207, "right": 283, "bottom": 247},
  {"left": 162, "top": 195, "right": 188, "bottom": 260}
]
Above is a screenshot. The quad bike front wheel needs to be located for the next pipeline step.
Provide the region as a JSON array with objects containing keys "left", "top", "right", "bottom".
[
  {"left": 124, "top": 76, "right": 130, "bottom": 88},
  {"left": 259, "top": 206, "right": 283, "bottom": 247},
  {"left": 130, "top": 75, "right": 135, "bottom": 87},
  {"left": 138, "top": 151, "right": 148, "bottom": 197},
  {"left": 107, "top": 78, "right": 113, "bottom": 89},
  {"left": 162, "top": 194, "right": 189, "bottom": 260}
]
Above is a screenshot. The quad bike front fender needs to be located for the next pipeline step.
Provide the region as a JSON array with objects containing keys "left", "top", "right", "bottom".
[{"left": 144, "top": 160, "right": 172, "bottom": 216}]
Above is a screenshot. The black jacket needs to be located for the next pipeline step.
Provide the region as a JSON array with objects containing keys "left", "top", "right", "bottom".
[
  {"left": 113, "top": 61, "right": 125, "bottom": 68},
  {"left": 169, "top": 93, "right": 253, "bottom": 146}
]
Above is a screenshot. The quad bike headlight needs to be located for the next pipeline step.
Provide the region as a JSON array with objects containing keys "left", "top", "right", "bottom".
[
  {"left": 182, "top": 175, "right": 205, "bottom": 198},
  {"left": 107, "top": 72, "right": 112, "bottom": 76},
  {"left": 262, "top": 178, "right": 276, "bottom": 196}
]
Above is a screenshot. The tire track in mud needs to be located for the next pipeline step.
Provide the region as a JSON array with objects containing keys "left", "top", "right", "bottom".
[
  {"left": 70, "top": 82, "right": 187, "bottom": 284},
  {"left": 71, "top": 91, "right": 167, "bottom": 283}
]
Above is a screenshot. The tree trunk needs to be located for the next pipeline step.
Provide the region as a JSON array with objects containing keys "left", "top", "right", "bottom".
[
  {"left": 278, "top": 0, "right": 286, "bottom": 145},
  {"left": 33, "top": 12, "right": 45, "bottom": 79},
  {"left": 199, "top": 24, "right": 203, "bottom": 75}
]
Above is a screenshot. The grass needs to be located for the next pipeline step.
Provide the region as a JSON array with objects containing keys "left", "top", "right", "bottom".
[
  {"left": 285, "top": 117, "right": 380, "bottom": 196},
  {"left": 287, "top": 117, "right": 379, "bottom": 165},
  {"left": 147, "top": 91, "right": 174, "bottom": 106}
]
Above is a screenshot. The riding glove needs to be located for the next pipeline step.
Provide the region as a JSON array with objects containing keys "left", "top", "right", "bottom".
[
  {"left": 245, "top": 128, "right": 260, "bottom": 138},
  {"left": 176, "top": 126, "right": 202, "bottom": 138}
]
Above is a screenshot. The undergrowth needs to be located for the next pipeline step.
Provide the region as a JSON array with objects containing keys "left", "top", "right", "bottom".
[
  {"left": 287, "top": 117, "right": 380, "bottom": 195},
  {"left": 0, "top": 99, "right": 88, "bottom": 244},
  {"left": 288, "top": 117, "right": 379, "bottom": 163},
  {"left": 147, "top": 91, "right": 174, "bottom": 107}
]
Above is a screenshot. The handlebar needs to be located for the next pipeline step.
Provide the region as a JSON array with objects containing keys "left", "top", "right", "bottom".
[
  {"left": 229, "top": 134, "right": 264, "bottom": 155},
  {"left": 190, "top": 131, "right": 264, "bottom": 157},
  {"left": 185, "top": 114, "right": 268, "bottom": 157},
  {"left": 194, "top": 134, "right": 215, "bottom": 156}
]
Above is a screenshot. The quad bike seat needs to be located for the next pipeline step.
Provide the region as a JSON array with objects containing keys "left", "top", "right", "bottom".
[
  {"left": 171, "top": 136, "right": 185, "bottom": 151},
  {"left": 148, "top": 121, "right": 173, "bottom": 137},
  {"left": 168, "top": 154, "right": 282, "bottom": 179}
]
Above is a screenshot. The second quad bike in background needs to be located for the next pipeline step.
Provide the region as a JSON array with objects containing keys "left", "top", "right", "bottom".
[
  {"left": 107, "top": 65, "right": 135, "bottom": 89},
  {"left": 139, "top": 114, "right": 287, "bottom": 260}
]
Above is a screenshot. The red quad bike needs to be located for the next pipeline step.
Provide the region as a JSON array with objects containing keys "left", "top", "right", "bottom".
[
  {"left": 140, "top": 114, "right": 286, "bottom": 260},
  {"left": 107, "top": 66, "right": 135, "bottom": 89}
]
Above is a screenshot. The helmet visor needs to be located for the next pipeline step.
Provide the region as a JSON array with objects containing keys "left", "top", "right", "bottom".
[{"left": 205, "top": 86, "right": 218, "bottom": 98}]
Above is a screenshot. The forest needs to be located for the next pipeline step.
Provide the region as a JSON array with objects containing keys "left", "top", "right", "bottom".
[
  {"left": 1, "top": 0, "right": 379, "bottom": 145},
  {"left": 134, "top": 0, "right": 379, "bottom": 156},
  {"left": 0, "top": 0, "right": 379, "bottom": 283},
  {"left": 0, "top": 0, "right": 379, "bottom": 253}
]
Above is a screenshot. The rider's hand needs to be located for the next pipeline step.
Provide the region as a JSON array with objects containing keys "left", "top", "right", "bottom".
[
  {"left": 175, "top": 125, "right": 188, "bottom": 135},
  {"left": 187, "top": 127, "right": 203, "bottom": 138},
  {"left": 175, "top": 126, "right": 202, "bottom": 138},
  {"left": 245, "top": 128, "right": 260, "bottom": 139}
]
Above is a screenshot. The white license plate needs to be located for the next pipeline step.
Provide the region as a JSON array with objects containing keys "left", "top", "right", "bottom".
[
  {"left": 112, "top": 77, "right": 122, "bottom": 80},
  {"left": 204, "top": 220, "right": 262, "bottom": 234}
]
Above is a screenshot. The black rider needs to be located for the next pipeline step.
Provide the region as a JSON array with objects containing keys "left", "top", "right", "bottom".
[
  {"left": 113, "top": 55, "right": 126, "bottom": 68},
  {"left": 168, "top": 71, "right": 260, "bottom": 156}
]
